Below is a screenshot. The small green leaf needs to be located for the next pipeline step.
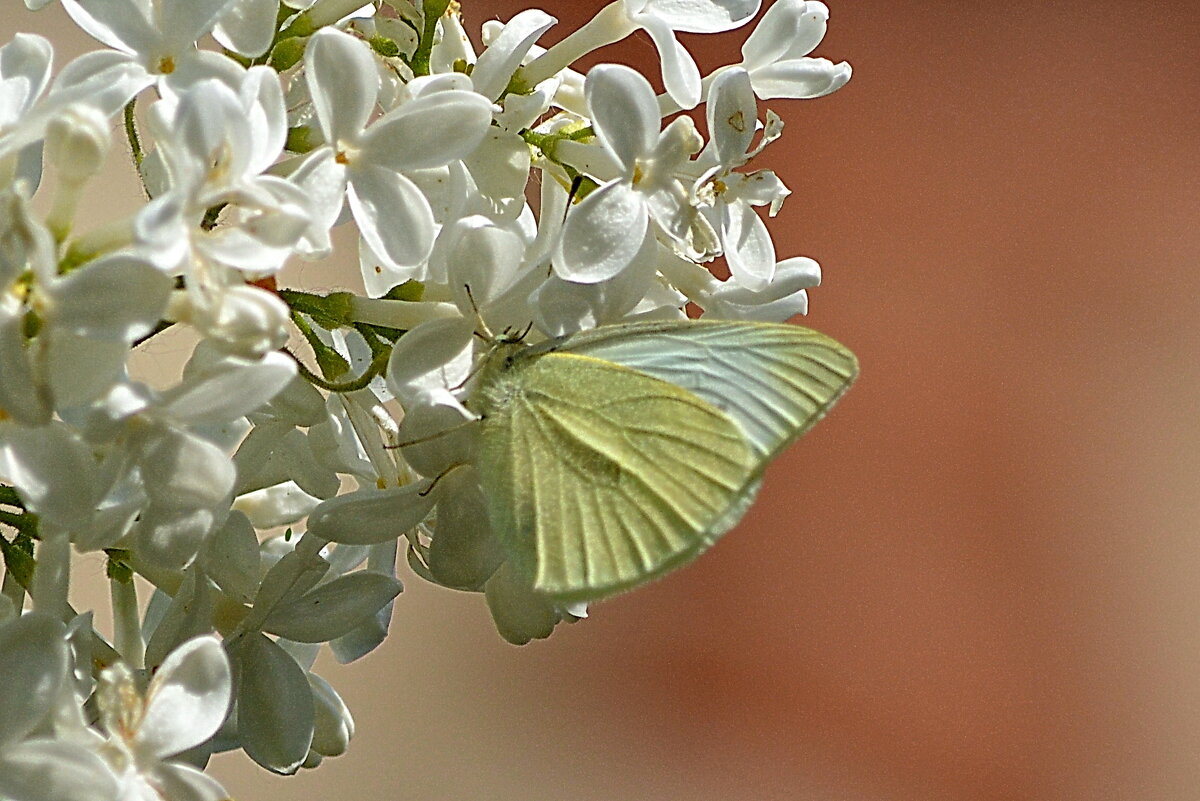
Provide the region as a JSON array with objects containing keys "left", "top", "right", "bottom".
[
  {"left": 382, "top": 280, "right": 424, "bottom": 302},
  {"left": 1, "top": 536, "right": 35, "bottom": 589},
  {"left": 104, "top": 548, "right": 134, "bottom": 584}
]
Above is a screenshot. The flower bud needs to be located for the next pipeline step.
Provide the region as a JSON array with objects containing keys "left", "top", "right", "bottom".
[
  {"left": 178, "top": 284, "right": 290, "bottom": 359},
  {"left": 44, "top": 103, "right": 111, "bottom": 183}
]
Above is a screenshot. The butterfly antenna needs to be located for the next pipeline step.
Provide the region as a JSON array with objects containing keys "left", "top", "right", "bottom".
[
  {"left": 384, "top": 417, "right": 480, "bottom": 450},
  {"left": 463, "top": 283, "right": 495, "bottom": 343},
  {"left": 417, "top": 462, "right": 466, "bottom": 498}
]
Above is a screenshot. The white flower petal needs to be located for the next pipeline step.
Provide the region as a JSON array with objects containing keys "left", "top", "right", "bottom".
[
  {"left": 484, "top": 559, "right": 557, "bottom": 645},
  {"left": 0, "top": 613, "right": 66, "bottom": 746},
  {"left": 304, "top": 28, "right": 377, "bottom": 145},
  {"left": 149, "top": 762, "right": 231, "bottom": 801},
  {"left": 289, "top": 149, "right": 347, "bottom": 259},
  {"left": 347, "top": 166, "right": 436, "bottom": 268},
  {"left": 213, "top": 0, "right": 280, "bottom": 57},
  {"left": 0, "top": 739, "right": 117, "bottom": 801},
  {"left": 641, "top": 16, "right": 701, "bottom": 110},
  {"left": 0, "top": 34, "right": 54, "bottom": 115},
  {"left": 160, "top": 0, "right": 238, "bottom": 51},
  {"left": 307, "top": 483, "right": 437, "bottom": 546},
  {"left": 62, "top": 0, "right": 156, "bottom": 55},
  {"left": 470, "top": 9, "right": 557, "bottom": 101},
  {"left": 783, "top": 0, "right": 832, "bottom": 59},
  {"left": 361, "top": 90, "right": 493, "bottom": 172},
  {"left": 446, "top": 216, "right": 527, "bottom": 315},
  {"left": 233, "top": 481, "right": 321, "bottom": 529},
  {"left": 137, "top": 636, "right": 232, "bottom": 759},
  {"left": 262, "top": 572, "right": 403, "bottom": 643},
  {"left": 201, "top": 511, "right": 261, "bottom": 603},
  {"left": 233, "top": 633, "right": 314, "bottom": 775},
  {"left": 164, "top": 351, "right": 296, "bottom": 425},
  {"left": 585, "top": 64, "right": 659, "bottom": 170},
  {"left": 554, "top": 179, "right": 648, "bottom": 284},
  {"left": 741, "top": 0, "right": 808, "bottom": 69},
  {"left": 0, "top": 304, "right": 50, "bottom": 426},
  {"left": 0, "top": 422, "right": 100, "bottom": 530},
  {"left": 385, "top": 316, "right": 475, "bottom": 406},
  {"left": 428, "top": 465, "right": 504, "bottom": 590},
  {"left": 308, "top": 672, "right": 354, "bottom": 757},
  {"left": 707, "top": 67, "right": 756, "bottom": 165},
  {"left": 722, "top": 201, "right": 775, "bottom": 290},
  {"left": 48, "top": 255, "right": 172, "bottom": 342},
  {"left": 49, "top": 50, "right": 152, "bottom": 116},
  {"left": 396, "top": 401, "right": 477, "bottom": 478},
  {"left": 631, "top": 0, "right": 760, "bottom": 33},
  {"left": 749, "top": 57, "right": 851, "bottom": 100},
  {"left": 44, "top": 332, "right": 128, "bottom": 410}
]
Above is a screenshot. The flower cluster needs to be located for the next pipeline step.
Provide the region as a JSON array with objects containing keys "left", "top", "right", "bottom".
[{"left": 0, "top": 0, "right": 849, "bottom": 795}]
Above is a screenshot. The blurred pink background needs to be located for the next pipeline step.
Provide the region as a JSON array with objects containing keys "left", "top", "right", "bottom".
[{"left": 12, "top": 1, "right": 1200, "bottom": 799}]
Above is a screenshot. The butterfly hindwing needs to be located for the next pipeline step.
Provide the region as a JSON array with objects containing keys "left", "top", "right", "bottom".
[
  {"left": 477, "top": 352, "right": 755, "bottom": 602},
  {"left": 552, "top": 320, "right": 859, "bottom": 462}
]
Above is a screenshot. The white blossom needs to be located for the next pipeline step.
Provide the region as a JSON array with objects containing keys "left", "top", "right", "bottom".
[{"left": 0, "top": 0, "right": 854, "bottom": 792}]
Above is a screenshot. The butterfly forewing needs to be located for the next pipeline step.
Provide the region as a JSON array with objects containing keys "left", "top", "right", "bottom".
[
  {"left": 477, "top": 352, "right": 755, "bottom": 602},
  {"left": 555, "top": 321, "right": 859, "bottom": 462}
]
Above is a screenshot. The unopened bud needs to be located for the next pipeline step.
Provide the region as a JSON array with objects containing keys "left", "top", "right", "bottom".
[{"left": 45, "top": 103, "right": 111, "bottom": 182}]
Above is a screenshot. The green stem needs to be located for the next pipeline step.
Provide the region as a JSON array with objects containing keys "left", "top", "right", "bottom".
[
  {"left": 123, "top": 99, "right": 150, "bottom": 201},
  {"left": 284, "top": 345, "right": 390, "bottom": 393},
  {"left": 110, "top": 574, "right": 144, "bottom": 668},
  {"left": 411, "top": 0, "right": 452, "bottom": 77}
]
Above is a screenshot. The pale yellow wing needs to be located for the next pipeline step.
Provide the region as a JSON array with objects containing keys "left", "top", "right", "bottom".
[
  {"left": 477, "top": 353, "right": 755, "bottom": 602},
  {"left": 550, "top": 320, "right": 859, "bottom": 462}
]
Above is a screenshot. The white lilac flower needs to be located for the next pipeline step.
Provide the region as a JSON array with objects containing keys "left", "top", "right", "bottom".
[
  {"left": 293, "top": 27, "right": 493, "bottom": 270},
  {"left": 554, "top": 64, "right": 702, "bottom": 284},
  {"left": 524, "top": 0, "right": 760, "bottom": 110},
  {"left": 0, "top": 0, "right": 853, "bottom": 790},
  {"left": 143, "top": 68, "right": 309, "bottom": 276},
  {"left": 692, "top": 66, "right": 791, "bottom": 289},
  {"left": 61, "top": 0, "right": 244, "bottom": 95},
  {"left": 738, "top": 0, "right": 851, "bottom": 100},
  {"left": 0, "top": 613, "right": 119, "bottom": 801},
  {"left": 94, "top": 635, "right": 232, "bottom": 801}
]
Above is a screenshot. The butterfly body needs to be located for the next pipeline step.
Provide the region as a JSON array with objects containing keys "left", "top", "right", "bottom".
[{"left": 464, "top": 319, "right": 858, "bottom": 607}]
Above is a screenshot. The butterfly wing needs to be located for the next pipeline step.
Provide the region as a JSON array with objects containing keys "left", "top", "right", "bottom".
[
  {"left": 551, "top": 320, "right": 859, "bottom": 462},
  {"left": 477, "top": 352, "right": 756, "bottom": 602}
]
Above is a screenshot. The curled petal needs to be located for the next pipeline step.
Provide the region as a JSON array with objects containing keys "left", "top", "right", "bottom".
[
  {"left": 471, "top": 9, "right": 557, "bottom": 101},
  {"left": 749, "top": 57, "right": 851, "bottom": 100},
  {"left": 630, "top": 0, "right": 760, "bottom": 33},
  {"left": 722, "top": 201, "right": 775, "bottom": 290},
  {"left": 741, "top": 0, "right": 829, "bottom": 69},
  {"left": 642, "top": 16, "right": 701, "bottom": 110}
]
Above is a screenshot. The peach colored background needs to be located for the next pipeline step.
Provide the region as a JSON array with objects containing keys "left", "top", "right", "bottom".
[{"left": 12, "top": 1, "right": 1200, "bottom": 799}]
